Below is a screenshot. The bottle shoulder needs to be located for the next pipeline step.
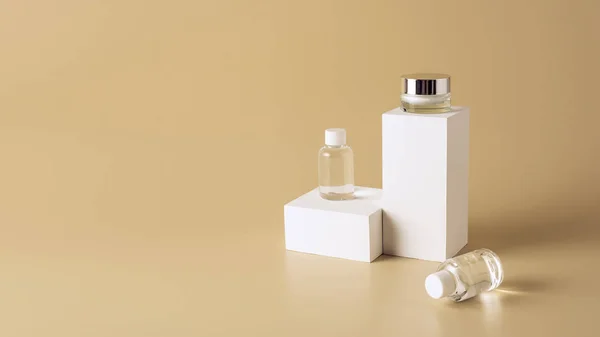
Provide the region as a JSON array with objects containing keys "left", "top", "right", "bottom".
[
  {"left": 319, "top": 145, "right": 353, "bottom": 152},
  {"left": 319, "top": 146, "right": 353, "bottom": 158}
]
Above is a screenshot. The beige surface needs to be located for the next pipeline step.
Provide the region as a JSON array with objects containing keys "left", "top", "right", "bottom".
[{"left": 1, "top": 0, "right": 600, "bottom": 336}]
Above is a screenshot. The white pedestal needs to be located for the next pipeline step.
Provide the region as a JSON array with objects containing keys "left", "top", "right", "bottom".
[
  {"left": 284, "top": 187, "right": 383, "bottom": 262},
  {"left": 381, "top": 107, "right": 469, "bottom": 262}
]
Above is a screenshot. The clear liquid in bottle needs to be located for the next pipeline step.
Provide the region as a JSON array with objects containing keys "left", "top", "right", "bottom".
[
  {"left": 425, "top": 249, "right": 504, "bottom": 302},
  {"left": 318, "top": 128, "right": 354, "bottom": 200}
]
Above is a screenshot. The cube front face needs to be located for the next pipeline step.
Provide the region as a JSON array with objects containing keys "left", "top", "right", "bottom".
[
  {"left": 381, "top": 108, "right": 469, "bottom": 262},
  {"left": 284, "top": 187, "right": 383, "bottom": 263}
]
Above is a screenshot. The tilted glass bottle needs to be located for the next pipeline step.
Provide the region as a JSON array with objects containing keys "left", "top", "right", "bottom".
[
  {"left": 401, "top": 73, "right": 452, "bottom": 113},
  {"left": 425, "top": 249, "right": 504, "bottom": 302},
  {"left": 318, "top": 128, "right": 354, "bottom": 200}
]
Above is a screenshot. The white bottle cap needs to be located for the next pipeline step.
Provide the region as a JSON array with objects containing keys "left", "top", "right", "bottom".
[
  {"left": 425, "top": 270, "right": 456, "bottom": 299},
  {"left": 325, "top": 128, "right": 346, "bottom": 146}
]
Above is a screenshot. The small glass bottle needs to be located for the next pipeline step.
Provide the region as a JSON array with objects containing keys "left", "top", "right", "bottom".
[
  {"left": 425, "top": 249, "right": 504, "bottom": 302},
  {"left": 318, "top": 128, "right": 354, "bottom": 200},
  {"left": 401, "top": 73, "right": 452, "bottom": 113}
]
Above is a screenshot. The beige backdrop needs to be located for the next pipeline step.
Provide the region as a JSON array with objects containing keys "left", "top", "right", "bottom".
[{"left": 1, "top": 1, "right": 600, "bottom": 336}]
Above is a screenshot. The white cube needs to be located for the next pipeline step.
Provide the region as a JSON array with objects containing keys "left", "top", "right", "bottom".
[
  {"left": 381, "top": 107, "right": 469, "bottom": 262},
  {"left": 284, "top": 187, "right": 383, "bottom": 262}
]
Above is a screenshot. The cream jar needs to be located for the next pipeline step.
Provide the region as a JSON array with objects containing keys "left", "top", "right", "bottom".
[{"left": 401, "top": 73, "right": 451, "bottom": 113}]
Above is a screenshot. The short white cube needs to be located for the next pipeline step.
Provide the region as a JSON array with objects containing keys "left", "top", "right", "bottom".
[
  {"left": 381, "top": 107, "right": 469, "bottom": 262},
  {"left": 284, "top": 187, "right": 383, "bottom": 262}
]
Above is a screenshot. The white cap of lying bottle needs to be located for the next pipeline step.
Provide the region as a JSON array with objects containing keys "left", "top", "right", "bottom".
[{"left": 425, "top": 270, "right": 456, "bottom": 299}]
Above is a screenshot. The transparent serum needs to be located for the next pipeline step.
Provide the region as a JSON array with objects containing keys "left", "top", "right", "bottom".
[
  {"left": 318, "top": 128, "right": 354, "bottom": 200},
  {"left": 401, "top": 73, "right": 452, "bottom": 113},
  {"left": 425, "top": 249, "right": 504, "bottom": 302}
]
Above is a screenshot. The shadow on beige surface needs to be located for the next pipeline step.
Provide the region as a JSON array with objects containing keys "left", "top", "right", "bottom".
[{"left": 466, "top": 210, "right": 600, "bottom": 255}]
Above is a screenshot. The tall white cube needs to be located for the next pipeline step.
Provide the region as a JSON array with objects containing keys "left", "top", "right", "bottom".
[
  {"left": 381, "top": 107, "right": 469, "bottom": 262},
  {"left": 284, "top": 187, "right": 383, "bottom": 262}
]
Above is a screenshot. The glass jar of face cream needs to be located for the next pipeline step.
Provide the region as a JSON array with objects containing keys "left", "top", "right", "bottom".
[{"left": 401, "top": 73, "right": 451, "bottom": 113}]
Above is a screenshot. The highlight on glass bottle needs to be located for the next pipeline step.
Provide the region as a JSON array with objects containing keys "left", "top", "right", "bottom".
[
  {"left": 318, "top": 128, "right": 355, "bottom": 201},
  {"left": 401, "top": 73, "right": 452, "bottom": 113},
  {"left": 425, "top": 248, "right": 504, "bottom": 302}
]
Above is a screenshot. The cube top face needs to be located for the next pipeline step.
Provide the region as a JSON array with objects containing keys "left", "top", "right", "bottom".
[
  {"left": 286, "top": 187, "right": 382, "bottom": 216},
  {"left": 383, "top": 106, "right": 468, "bottom": 120}
]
